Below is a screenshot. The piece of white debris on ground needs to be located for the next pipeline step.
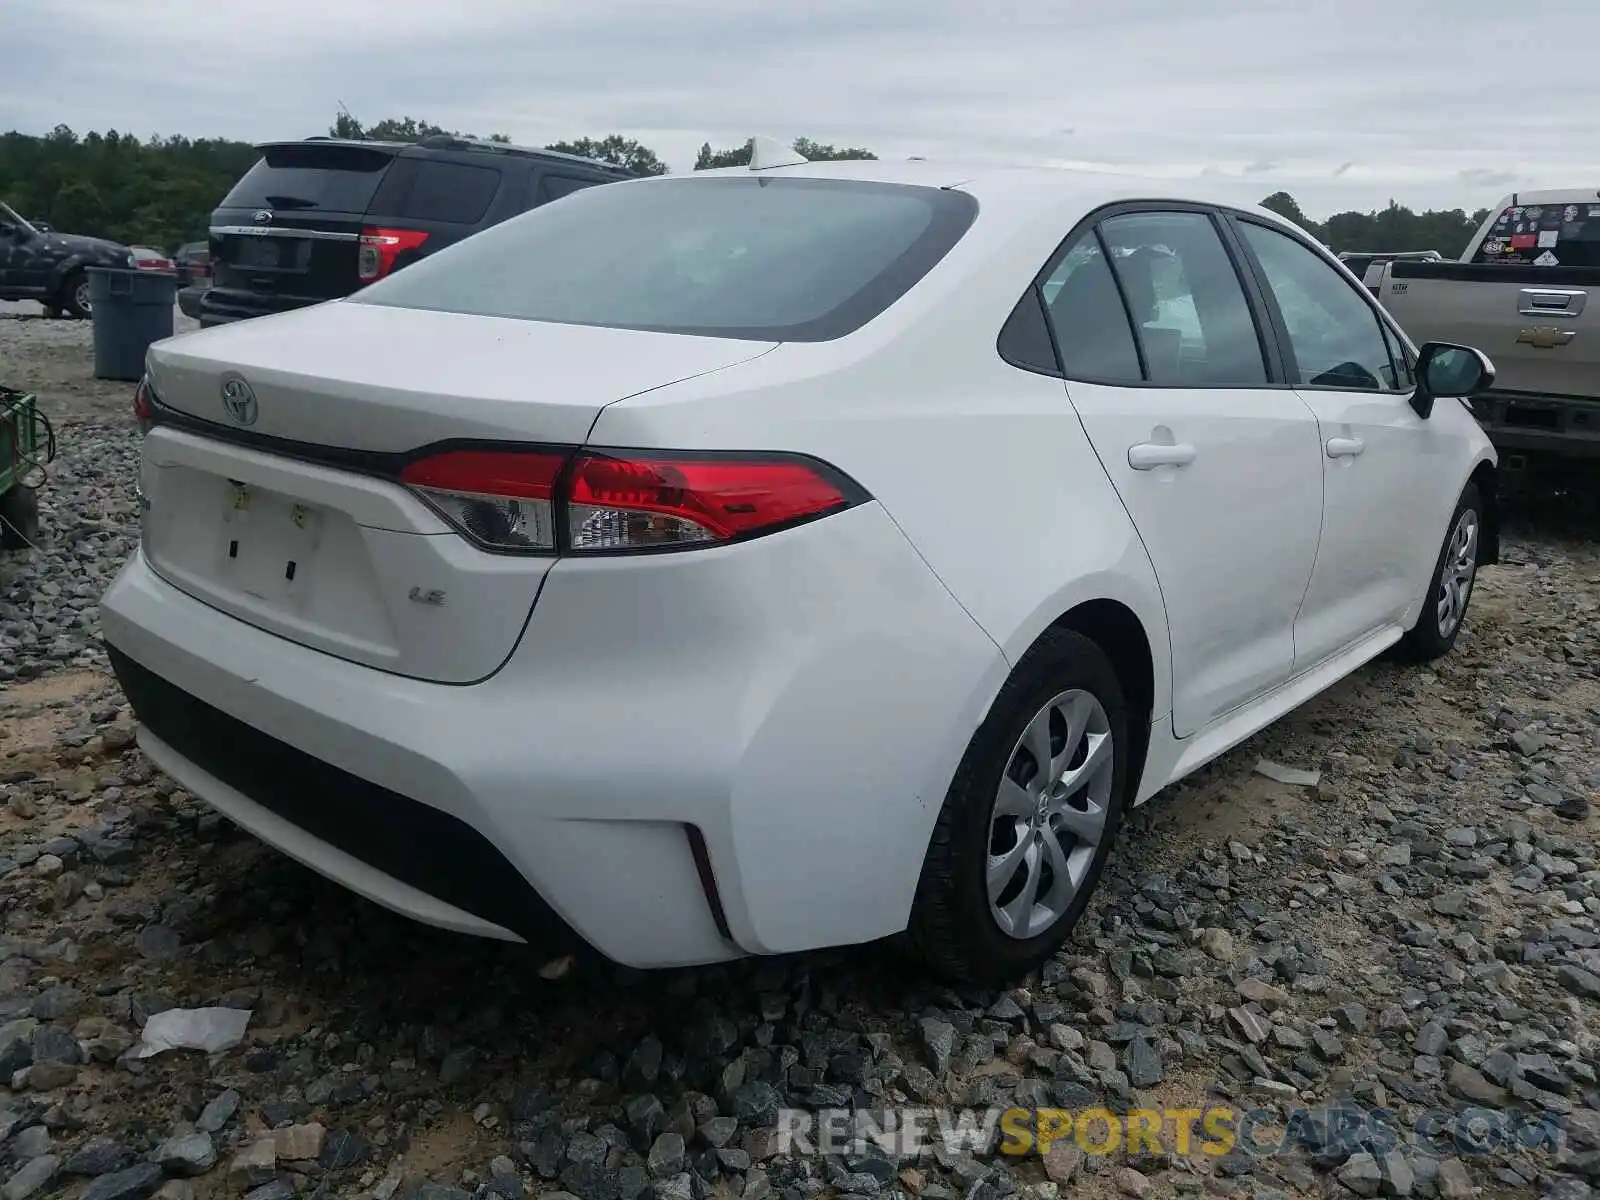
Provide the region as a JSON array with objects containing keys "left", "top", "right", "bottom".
[
  {"left": 539, "top": 954, "right": 576, "bottom": 980},
  {"left": 1253, "top": 758, "right": 1321, "bottom": 787},
  {"left": 135, "top": 1006, "right": 253, "bottom": 1057}
]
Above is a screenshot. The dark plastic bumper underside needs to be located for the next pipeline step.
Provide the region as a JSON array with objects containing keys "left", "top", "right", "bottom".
[{"left": 105, "top": 643, "right": 578, "bottom": 949}]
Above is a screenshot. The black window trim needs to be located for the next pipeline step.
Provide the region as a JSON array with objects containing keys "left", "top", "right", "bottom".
[
  {"left": 995, "top": 199, "right": 1293, "bottom": 390},
  {"left": 1223, "top": 212, "right": 1420, "bottom": 400}
]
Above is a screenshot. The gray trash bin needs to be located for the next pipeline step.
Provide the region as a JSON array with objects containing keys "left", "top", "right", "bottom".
[{"left": 88, "top": 267, "right": 178, "bottom": 382}]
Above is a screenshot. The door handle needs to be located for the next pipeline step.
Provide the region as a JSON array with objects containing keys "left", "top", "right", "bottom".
[
  {"left": 1127, "top": 442, "right": 1197, "bottom": 470},
  {"left": 1325, "top": 436, "right": 1365, "bottom": 459}
]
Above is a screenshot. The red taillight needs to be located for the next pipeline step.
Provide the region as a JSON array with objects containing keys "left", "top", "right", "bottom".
[
  {"left": 399, "top": 449, "right": 568, "bottom": 551},
  {"left": 396, "top": 447, "right": 863, "bottom": 554},
  {"left": 133, "top": 377, "right": 154, "bottom": 434},
  {"left": 566, "top": 453, "right": 853, "bottom": 551},
  {"left": 358, "top": 227, "right": 429, "bottom": 282}
]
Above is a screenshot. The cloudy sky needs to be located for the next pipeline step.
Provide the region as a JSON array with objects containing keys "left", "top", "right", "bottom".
[{"left": 3, "top": 0, "right": 1594, "bottom": 220}]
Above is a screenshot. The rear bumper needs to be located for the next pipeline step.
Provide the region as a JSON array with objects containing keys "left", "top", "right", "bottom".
[
  {"left": 176, "top": 286, "right": 208, "bottom": 320},
  {"left": 100, "top": 502, "right": 1006, "bottom": 967},
  {"left": 1471, "top": 391, "right": 1600, "bottom": 459},
  {"left": 197, "top": 288, "right": 322, "bottom": 328}
]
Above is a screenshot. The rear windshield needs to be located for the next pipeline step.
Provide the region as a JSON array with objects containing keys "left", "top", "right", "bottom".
[
  {"left": 219, "top": 144, "right": 397, "bottom": 215},
  {"left": 348, "top": 176, "right": 980, "bottom": 341},
  {"left": 1472, "top": 201, "right": 1600, "bottom": 267}
]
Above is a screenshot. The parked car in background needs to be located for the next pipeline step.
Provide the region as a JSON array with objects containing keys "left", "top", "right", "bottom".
[
  {"left": 195, "top": 134, "right": 633, "bottom": 328},
  {"left": 0, "top": 198, "right": 137, "bottom": 318},
  {"left": 1376, "top": 189, "right": 1600, "bottom": 467},
  {"left": 130, "top": 246, "right": 176, "bottom": 274},
  {"left": 173, "top": 242, "right": 212, "bottom": 319},
  {"left": 1338, "top": 250, "right": 1447, "bottom": 297},
  {"left": 103, "top": 146, "right": 1501, "bottom": 982},
  {"left": 173, "top": 241, "right": 210, "bottom": 288}
]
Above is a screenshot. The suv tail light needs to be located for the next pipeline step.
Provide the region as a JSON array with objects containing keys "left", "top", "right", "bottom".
[
  {"left": 397, "top": 447, "right": 866, "bottom": 555},
  {"left": 358, "top": 227, "right": 429, "bottom": 282}
]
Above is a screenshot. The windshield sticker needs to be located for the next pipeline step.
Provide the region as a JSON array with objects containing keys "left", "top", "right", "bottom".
[
  {"left": 1534, "top": 250, "right": 1560, "bottom": 266},
  {"left": 1538, "top": 229, "right": 1560, "bottom": 248},
  {"left": 1589, "top": 206, "right": 1600, "bottom": 219},
  {"left": 1482, "top": 238, "right": 1506, "bottom": 255},
  {"left": 1564, "top": 205, "right": 1580, "bottom": 222},
  {"left": 1525, "top": 207, "right": 1543, "bottom": 220},
  {"left": 1511, "top": 233, "right": 1537, "bottom": 249}
]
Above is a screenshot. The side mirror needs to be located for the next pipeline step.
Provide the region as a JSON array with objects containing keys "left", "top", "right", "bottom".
[{"left": 1411, "top": 342, "right": 1495, "bottom": 418}]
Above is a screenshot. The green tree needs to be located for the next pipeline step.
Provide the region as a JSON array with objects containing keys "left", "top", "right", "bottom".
[
  {"left": 544, "top": 136, "right": 668, "bottom": 177},
  {"left": 1264, "top": 192, "right": 1494, "bottom": 259},
  {"left": 791, "top": 138, "right": 876, "bottom": 162},
  {"left": 1259, "top": 190, "right": 1321, "bottom": 237},
  {"left": 0, "top": 127, "right": 260, "bottom": 249},
  {"left": 327, "top": 112, "right": 511, "bottom": 144},
  {"left": 695, "top": 141, "right": 752, "bottom": 170},
  {"left": 695, "top": 136, "right": 878, "bottom": 170}
]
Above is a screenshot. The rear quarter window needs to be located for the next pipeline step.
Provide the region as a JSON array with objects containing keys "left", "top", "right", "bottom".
[
  {"left": 372, "top": 159, "right": 503, "bottom": 225},
  {"left": 220, "top": 144, "right": 397, "bottom": 214},
  {"left": 348, "top": 176, "right": 980, "bottom": 342},
  {"left": 1473, "top": 201, "right": 1600, "bottom": 267},
  {"left": 536, "top": 174, "right": 601, "bottom": 205}
]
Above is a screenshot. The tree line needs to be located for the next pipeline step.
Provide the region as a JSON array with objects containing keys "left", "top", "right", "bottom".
[
  {"left": 1259, "top": 191, "right": 1493, "bottom": 259},
  {"left": 0, "top": 115, "right": 1496, "bottom": 259}
]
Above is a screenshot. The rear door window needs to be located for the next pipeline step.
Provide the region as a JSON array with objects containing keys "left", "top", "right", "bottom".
[
  {"left": 1097, "top": 211, "right": 1270, "bottom": 386},
  {"left": 1472, "top": 201, "right": 1600, "bottom": 267},
  {"left": 219, "top": 144, "right": 397, "bottom": 214}
]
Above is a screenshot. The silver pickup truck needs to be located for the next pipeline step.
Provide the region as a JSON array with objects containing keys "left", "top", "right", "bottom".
[{"left": 1376, "top": 188, "right": 1600, "bottom": 465}]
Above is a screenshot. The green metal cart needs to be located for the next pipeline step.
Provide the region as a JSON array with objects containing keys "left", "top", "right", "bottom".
[{"left": 0, "top": 384, "right": 55, "bottom": 550}]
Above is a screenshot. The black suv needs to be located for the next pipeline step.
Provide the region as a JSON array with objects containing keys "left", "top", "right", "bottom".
[{"left": 195, "top": 135, "right": 632, "bottom": 327}]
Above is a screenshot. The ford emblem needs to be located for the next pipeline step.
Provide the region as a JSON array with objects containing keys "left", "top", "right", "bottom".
[{"left": 253, "top": 209, "right": 273, "bottom": 225}]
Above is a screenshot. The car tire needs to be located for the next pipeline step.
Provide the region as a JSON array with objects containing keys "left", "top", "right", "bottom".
[
  {"left": 0, "top": 485, "right": 40, "bottom": 551},
  {"left": 1395, "top": 481, "right": 1484, "bottom": 663},
  {"left": 61, "top": 270, "right": 91, "bottom": 320},
  {"left": 907, "top": 628, "right": 1130, "bottom": 985}
]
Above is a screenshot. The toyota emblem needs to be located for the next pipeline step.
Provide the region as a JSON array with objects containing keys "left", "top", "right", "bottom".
[
  {"left": 220, "top": 377, "right": 259, "bottom": 426},
  {"left": 253, "top": 209, "right": 273, "bottom": 225}
]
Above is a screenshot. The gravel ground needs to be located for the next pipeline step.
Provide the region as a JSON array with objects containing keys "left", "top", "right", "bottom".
[{"left": 1, "top": 302, "right": 1598, "bottom": 1200}]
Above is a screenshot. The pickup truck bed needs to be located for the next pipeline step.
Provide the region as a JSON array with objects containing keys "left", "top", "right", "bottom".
[{"left": 1381, "top": 257, "right": 1600, "bottom": 461}]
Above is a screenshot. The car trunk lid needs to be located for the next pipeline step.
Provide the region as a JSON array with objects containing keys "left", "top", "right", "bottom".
[{"left": 139, "top": 301, "right": 778, "bottom": 682}]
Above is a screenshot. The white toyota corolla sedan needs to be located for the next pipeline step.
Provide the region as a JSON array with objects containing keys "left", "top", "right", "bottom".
[{"left": 100, "top": 143, "right": 1500, "bottom": 983}]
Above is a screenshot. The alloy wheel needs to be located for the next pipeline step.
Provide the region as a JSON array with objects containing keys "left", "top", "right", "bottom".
[
  {"left": 1436, "top": 509, "right": 1478, "bottom": 638},
  {"left": 987, "top": 689, "right": 1115, "bottom": 940}
]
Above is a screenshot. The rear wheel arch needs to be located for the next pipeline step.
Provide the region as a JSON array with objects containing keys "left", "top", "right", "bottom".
[
  {"left": 1469, "top": 459, "right": 1500, "bottom": 566},
  {"left": 1047, "top": 598, "right": 1156, "bottom": 797}
]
